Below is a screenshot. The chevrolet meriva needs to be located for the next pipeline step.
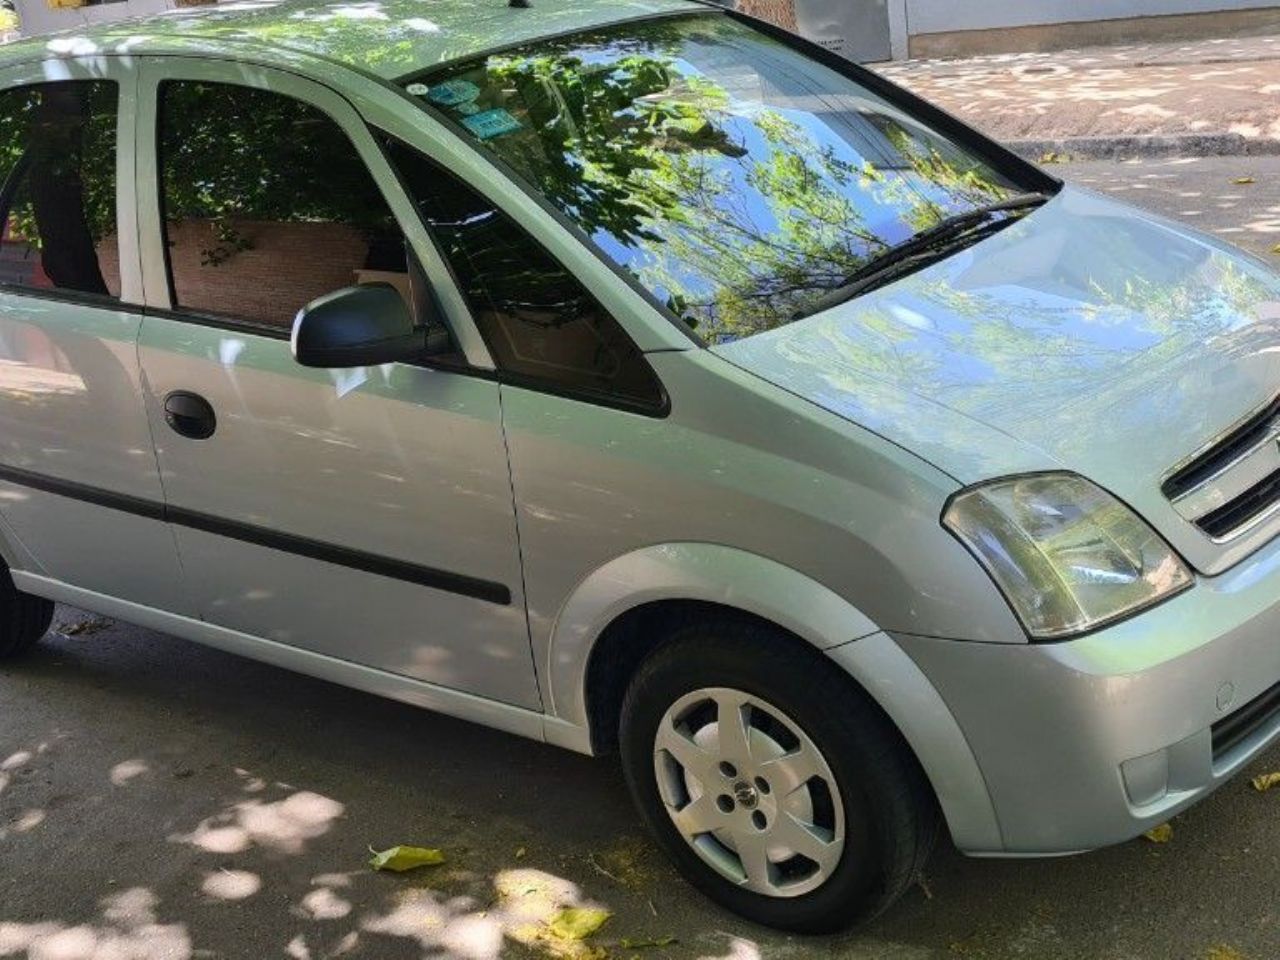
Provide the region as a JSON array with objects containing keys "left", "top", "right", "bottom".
[{"left": 1, "top": 0, "right": 1278, "bottom": 933}]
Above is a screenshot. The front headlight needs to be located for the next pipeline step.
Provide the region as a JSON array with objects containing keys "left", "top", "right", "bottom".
[{"left": 943, "top": 473, "right": 1193, "bottom": 640}]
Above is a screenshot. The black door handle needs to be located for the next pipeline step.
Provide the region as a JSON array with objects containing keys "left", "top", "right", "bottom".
[{"left": 163, "top": 391, "right": 216, "bottom": 440}]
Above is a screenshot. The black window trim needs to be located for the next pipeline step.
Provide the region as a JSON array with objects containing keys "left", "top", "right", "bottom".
[
  {"left": 0, "top": 282, "right": 141, "bottom": 314},
  {"left": 392, "top": 6, "right": 1061, "bottom": 346}
]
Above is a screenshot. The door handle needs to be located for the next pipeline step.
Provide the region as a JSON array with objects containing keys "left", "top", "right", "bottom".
[{"left": 163, "top": 391, "right": 216, "bottom": 440}]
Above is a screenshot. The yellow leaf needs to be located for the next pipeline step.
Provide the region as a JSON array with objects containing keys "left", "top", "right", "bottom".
[
  {"left": 1252, "top": 771, "right": 1280, "bottom": 792},
  {"left": 368, "top": 845, "right": 446, "bottom": 872},
  {"left": 1233, "top": 177, "right": 1256, "bottom": 185},
  {"left": 1144, "top": 823, "right": 1173, "bottom": 843},
  {"left": 548, "top": 907, "right": 611, "bottom": 941},
  {"left": 1207, "top": 945, "right": 1247, "bottom": 960},
  {"left": 1271, "top": 244, "right": 1280, "bottom": 255}
]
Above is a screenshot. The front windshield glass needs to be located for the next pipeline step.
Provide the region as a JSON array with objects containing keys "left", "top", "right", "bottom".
[{"left": 409, "top": 14, "right": 1028, "bottom": 343}]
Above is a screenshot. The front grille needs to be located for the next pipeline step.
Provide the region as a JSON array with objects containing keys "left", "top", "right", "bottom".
[
  {"left": 1196, "top": 468, "right": 1280, "bottom": 539},
  {"left": 1213, "top": 679, "right": 1280, "bottom": 760},
  {"left": 1163, "top": 396, "right": 1280, "bottom": 500},
  {"left": 1163, "top": 396, "right": 1280, "bottom": 543}
]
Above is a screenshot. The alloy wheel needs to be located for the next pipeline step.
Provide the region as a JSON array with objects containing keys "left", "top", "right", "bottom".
[{"left": 652, "top": 687, "right": 845, "bottom": 898}]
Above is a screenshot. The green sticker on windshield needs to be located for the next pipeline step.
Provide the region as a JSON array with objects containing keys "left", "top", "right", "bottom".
[
  {"left": 462, "top": 108, "right": 523, "bottom": 140},
  {"left": 428, "top": 79, "right": 479, "bottom": 107}
]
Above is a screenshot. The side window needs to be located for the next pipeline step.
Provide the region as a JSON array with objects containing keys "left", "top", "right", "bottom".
[
  {"left": 158, "top": 82, "right": 419, "bottom": 331},
  {"left": 0, "top": 81, "right": 119, "bottom": 300},
  {"left": 383, "top": 140, "right": 665, "bottom": 412}
]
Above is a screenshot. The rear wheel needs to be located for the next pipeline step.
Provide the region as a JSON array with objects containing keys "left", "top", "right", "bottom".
[
  {"left": 619, "top": 618, "right": 937, "bottom": 933},
  {"left": 0, "top": 567, "right": 53, "bottom": 660}
]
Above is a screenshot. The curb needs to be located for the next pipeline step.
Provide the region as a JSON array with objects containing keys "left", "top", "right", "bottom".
[{"left": 1006, "top": 132, "right": 1280, "bottom": 162}]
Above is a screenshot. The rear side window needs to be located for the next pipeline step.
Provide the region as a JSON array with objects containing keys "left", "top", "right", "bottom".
[
  {"left": 383, "top": 139, "right": 666, "bottom": 413},
  {"left": 0, "top": 81, "right": 119, "bottom": 300},
  {"left": 158, "top": 81, "right": 410, "bottom": 330}
]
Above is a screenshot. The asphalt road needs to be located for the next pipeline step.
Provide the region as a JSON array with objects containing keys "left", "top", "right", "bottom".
[{"left": 4, "top": 157, "right": 1280, "bottom": 960}]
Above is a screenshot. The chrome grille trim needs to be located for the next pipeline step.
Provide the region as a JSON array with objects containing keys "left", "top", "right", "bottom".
[{"left": 1162, "top": 395, "right": 1280, "bottom": 543}]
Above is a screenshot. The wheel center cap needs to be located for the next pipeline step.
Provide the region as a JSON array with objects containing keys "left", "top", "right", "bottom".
[{"left": 733, "top": 781, "right": 759, "bottom": 810}]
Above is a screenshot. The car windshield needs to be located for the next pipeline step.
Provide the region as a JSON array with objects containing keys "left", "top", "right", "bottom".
[{"left": 408, "top": 14, "right": 1030, "bottom": 343}]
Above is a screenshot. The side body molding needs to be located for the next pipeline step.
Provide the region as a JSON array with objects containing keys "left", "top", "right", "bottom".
[{"left": 543, "top": 542, "right": 878, "bottom": 730}]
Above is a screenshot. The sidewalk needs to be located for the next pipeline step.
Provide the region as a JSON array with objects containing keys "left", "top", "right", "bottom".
[{"left": 873, "top": 34, "right": 1280, "bottom": 159}]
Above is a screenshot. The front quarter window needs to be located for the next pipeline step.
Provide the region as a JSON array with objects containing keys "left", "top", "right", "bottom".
[{"left": 405, "top": 14, "right": 1030, "bottom": 343}]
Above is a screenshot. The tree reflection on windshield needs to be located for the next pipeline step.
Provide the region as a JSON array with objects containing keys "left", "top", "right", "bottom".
[{"left": 415, "top": 14, "right": 1024, "bottom": 341}]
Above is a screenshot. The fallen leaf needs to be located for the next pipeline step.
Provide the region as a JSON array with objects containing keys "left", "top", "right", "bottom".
[
  {"left": 1144, "top": 823, "right": 1174, "bottom": 844},
  {"left": 1271, "top": 243, "right": 1280, "bottom": 255},
  {"left": 548, "top": 907, "right": 611, "bottom": 941},
  {"left": 1207, "top": 945, "right": 1247, "bottom": 960},
  {"left": 515, "top": 846, "right": 527, "bottom": 860},
  {"left": 1232, "top": 176, "right": 1256, "bottom": 184},
  {"left": 368, "top": 845, "right": 446, "bottom": 872},
  {"left": 1252, "top": 771, "right": 1280, "bottom": 792},
  {"left": 1039, "top": 151, "right": 1068, "bottom": 165},
  {"left": 620, "top": 936, "right": 677, "bottom": 949},
  {"left": 59, "top": 617, "right": 112, "bottom": 637}
]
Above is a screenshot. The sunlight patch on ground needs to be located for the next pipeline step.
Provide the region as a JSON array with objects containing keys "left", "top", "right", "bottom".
[{"left": 170, "top": 790, "right": 344, "bottom": 855}]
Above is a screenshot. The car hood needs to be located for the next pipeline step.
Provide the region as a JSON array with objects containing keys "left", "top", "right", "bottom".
[{"left": 713, "top": 186, "right": 1280, "bottom": 573}]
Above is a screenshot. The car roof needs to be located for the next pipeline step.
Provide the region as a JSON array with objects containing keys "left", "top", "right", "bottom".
[{"left": 0, "top": 0, "right": 703, "bottom": 82}]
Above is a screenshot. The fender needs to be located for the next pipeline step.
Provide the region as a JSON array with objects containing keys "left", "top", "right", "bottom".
[
  {"left": 542, "top": 542, "right": 1004, "bottom": 853},
  {"left": 543, "top": 542, "right": 880, "bottom": 731}
]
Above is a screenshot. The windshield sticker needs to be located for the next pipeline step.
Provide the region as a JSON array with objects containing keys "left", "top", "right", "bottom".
[
  {"left": 406, "top": 82, "right": 430, "bottom": 97},
  {"left": 462, "top": 108, "right": 523, "bottom": 140},
  {"left": 428, "top": 79, "right": 480, "bottom": 107},
  {"left": 456, "top": 101, "right": 481, "bottom": 116}
]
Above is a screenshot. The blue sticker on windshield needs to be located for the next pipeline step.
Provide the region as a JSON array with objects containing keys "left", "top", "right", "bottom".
[
  {"left": 462, "top": 108, "right": 523, "bottom": 140},
  {"left": 428, "top": 79, "right": 479, "bottom": 107}
]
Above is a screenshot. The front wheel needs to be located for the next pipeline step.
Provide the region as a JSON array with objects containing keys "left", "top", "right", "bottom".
[{"left": 619, "top": 619, "right": 937, "bottom": 933}]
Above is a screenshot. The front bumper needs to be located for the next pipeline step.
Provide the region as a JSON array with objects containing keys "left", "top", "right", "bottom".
[{"left": 893, "top": 532, "right": 1280, "bottom": 855}]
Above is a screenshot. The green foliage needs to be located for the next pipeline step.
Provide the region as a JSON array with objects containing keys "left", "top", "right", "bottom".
[
  {"left": 428, "top": 16, "right": 1019, "bottom": 342},
  {"left": 0, "top": 83, "right": 117, "bottom": 250},
  {"left": 159, "top": 82, "right": 396, "bottom": 265}
]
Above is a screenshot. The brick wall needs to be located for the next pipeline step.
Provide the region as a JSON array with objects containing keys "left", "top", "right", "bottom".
[{"left": 162, "top": 219, "right": 371, "bottom": 327}]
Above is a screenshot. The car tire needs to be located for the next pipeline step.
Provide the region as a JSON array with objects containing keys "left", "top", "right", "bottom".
[
  {"left": 0, "top": 567, "right": 53, "bottom": 660},
  {"left": 619, "top": 616, "right": 937, "bottom": 933}
]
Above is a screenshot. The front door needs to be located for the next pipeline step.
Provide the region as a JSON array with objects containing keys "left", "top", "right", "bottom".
[{"left": 132, "top": 59, "right": 538, "bottom": 710}]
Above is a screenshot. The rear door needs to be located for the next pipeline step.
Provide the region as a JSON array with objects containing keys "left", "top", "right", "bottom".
[
  {"left": 132, "top": 58, "right": 538, "bottom": 709},
  {"left": 0, "top": 59, "right": 184, "bottom": 609}
]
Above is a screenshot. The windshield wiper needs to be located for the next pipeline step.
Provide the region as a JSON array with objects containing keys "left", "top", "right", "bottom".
[{"left": 795, "top": 192, "right": 1051, "bottom": 320}]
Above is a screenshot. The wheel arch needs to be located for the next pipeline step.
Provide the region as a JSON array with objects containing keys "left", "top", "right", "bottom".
[
  {"left": 543, "top": 543, "right": 880, "bottom": 737},
  {"left": 543, "top": 543, "right": 1004, "bottom": 854}
]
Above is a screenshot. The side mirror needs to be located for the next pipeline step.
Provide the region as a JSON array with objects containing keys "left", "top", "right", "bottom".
[{"left": 291, "top": 283, "right": 423, "bottom": 369}]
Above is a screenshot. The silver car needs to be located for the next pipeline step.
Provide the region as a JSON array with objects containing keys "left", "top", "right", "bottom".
[{"left": 0, "top": 0, "right": 1277, "bottom": 933}]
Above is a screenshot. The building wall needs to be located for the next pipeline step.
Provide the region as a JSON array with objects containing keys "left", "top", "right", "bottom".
[{"left": 906, "top": 0, "right": 1280, "bottom": 34}]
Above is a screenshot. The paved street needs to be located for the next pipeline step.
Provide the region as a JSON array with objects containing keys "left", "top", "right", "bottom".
[
  {"left": 4, "top": 158, "right": 1280, "bottom": 960},
  {"left": 876, "top": 35, "right": 1280, "bottom": 151}
]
